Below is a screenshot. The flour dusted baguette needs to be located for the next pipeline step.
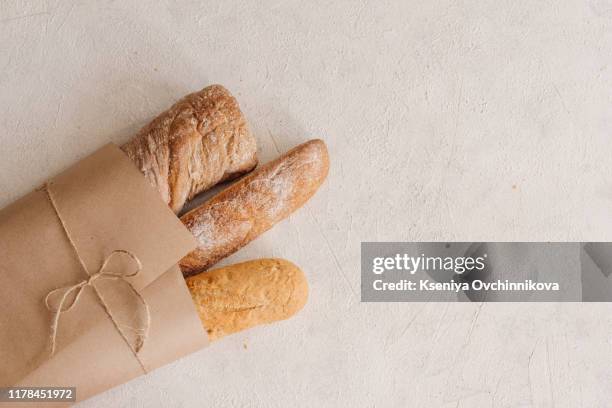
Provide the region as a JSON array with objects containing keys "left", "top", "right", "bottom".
[
  {"left": 179, "top": 139, "right": 329, "bottom": 276},
  {"left": 187, "top": 258, "right": 308, "bottom": 341},
  {"left": 122, "top": 85, "right": 258, "bottom": 213}
]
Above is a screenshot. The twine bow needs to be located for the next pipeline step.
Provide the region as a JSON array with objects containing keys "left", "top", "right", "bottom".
[{"left": 42, "top": 183, "right": 150, "bottom": 372}]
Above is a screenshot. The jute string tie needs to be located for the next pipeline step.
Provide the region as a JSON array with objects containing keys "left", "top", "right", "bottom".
[{"left": 42, "top": 182, "right": 150, "bottom": 372}]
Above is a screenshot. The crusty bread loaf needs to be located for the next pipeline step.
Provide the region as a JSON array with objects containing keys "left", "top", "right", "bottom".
[
  {"left": 122, "top": 85, "right": 258, "bottom": 214},
  {"left": 186, "top": 258, "right": 308, "bottom": 341},
  {"left": 179, "top": 139, "right": 329, "bottom": 276}
]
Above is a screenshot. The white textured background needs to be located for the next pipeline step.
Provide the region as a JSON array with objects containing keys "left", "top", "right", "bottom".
[{"left": 1, "top": 1, "right": 612, "bottom": 407}]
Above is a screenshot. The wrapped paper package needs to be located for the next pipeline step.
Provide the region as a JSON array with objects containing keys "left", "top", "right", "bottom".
[{"left": 0, "top": 144, "right": 209, "bottom": 405}]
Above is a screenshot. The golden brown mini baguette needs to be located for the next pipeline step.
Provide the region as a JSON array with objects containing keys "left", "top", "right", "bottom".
[
  {"left": 179, "top": 139, "right": 329, "bottom": 276},
  {"left": 122, "top": 85, "right": 258, "bottom": 214},
  {"left": 186, "top": 258, "right": 308, "bottom": 341}
]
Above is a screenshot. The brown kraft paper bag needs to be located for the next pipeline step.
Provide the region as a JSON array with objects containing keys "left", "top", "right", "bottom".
[{"left": 0, "top": 144, "right": 209, "bottom": 405}]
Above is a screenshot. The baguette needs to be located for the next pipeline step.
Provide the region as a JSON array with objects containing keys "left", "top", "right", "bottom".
[
  {"left": 179, "top": 139, "right": 329, "bottom": 276},
  {"left": 122, "top": 85, "right": 258, "bottom": 213},
  {"left": 186, "top": 258, "right": 308, "bottom": 341}
]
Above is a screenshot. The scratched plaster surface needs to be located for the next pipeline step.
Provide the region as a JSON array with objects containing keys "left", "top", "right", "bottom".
[{"left": 1, "top": 1, "right": 611, "bottom": 407}]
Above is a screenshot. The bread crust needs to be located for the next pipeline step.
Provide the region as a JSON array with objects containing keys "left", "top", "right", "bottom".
[
  {"left": 122, "top": 85, "right": 258, "bottom": 213},
  {"left": 186, "top": 258, "right": 308, "bottom": 341},
  {"left": 179, "top": 139, "right": 329, "bottom": 276}
]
